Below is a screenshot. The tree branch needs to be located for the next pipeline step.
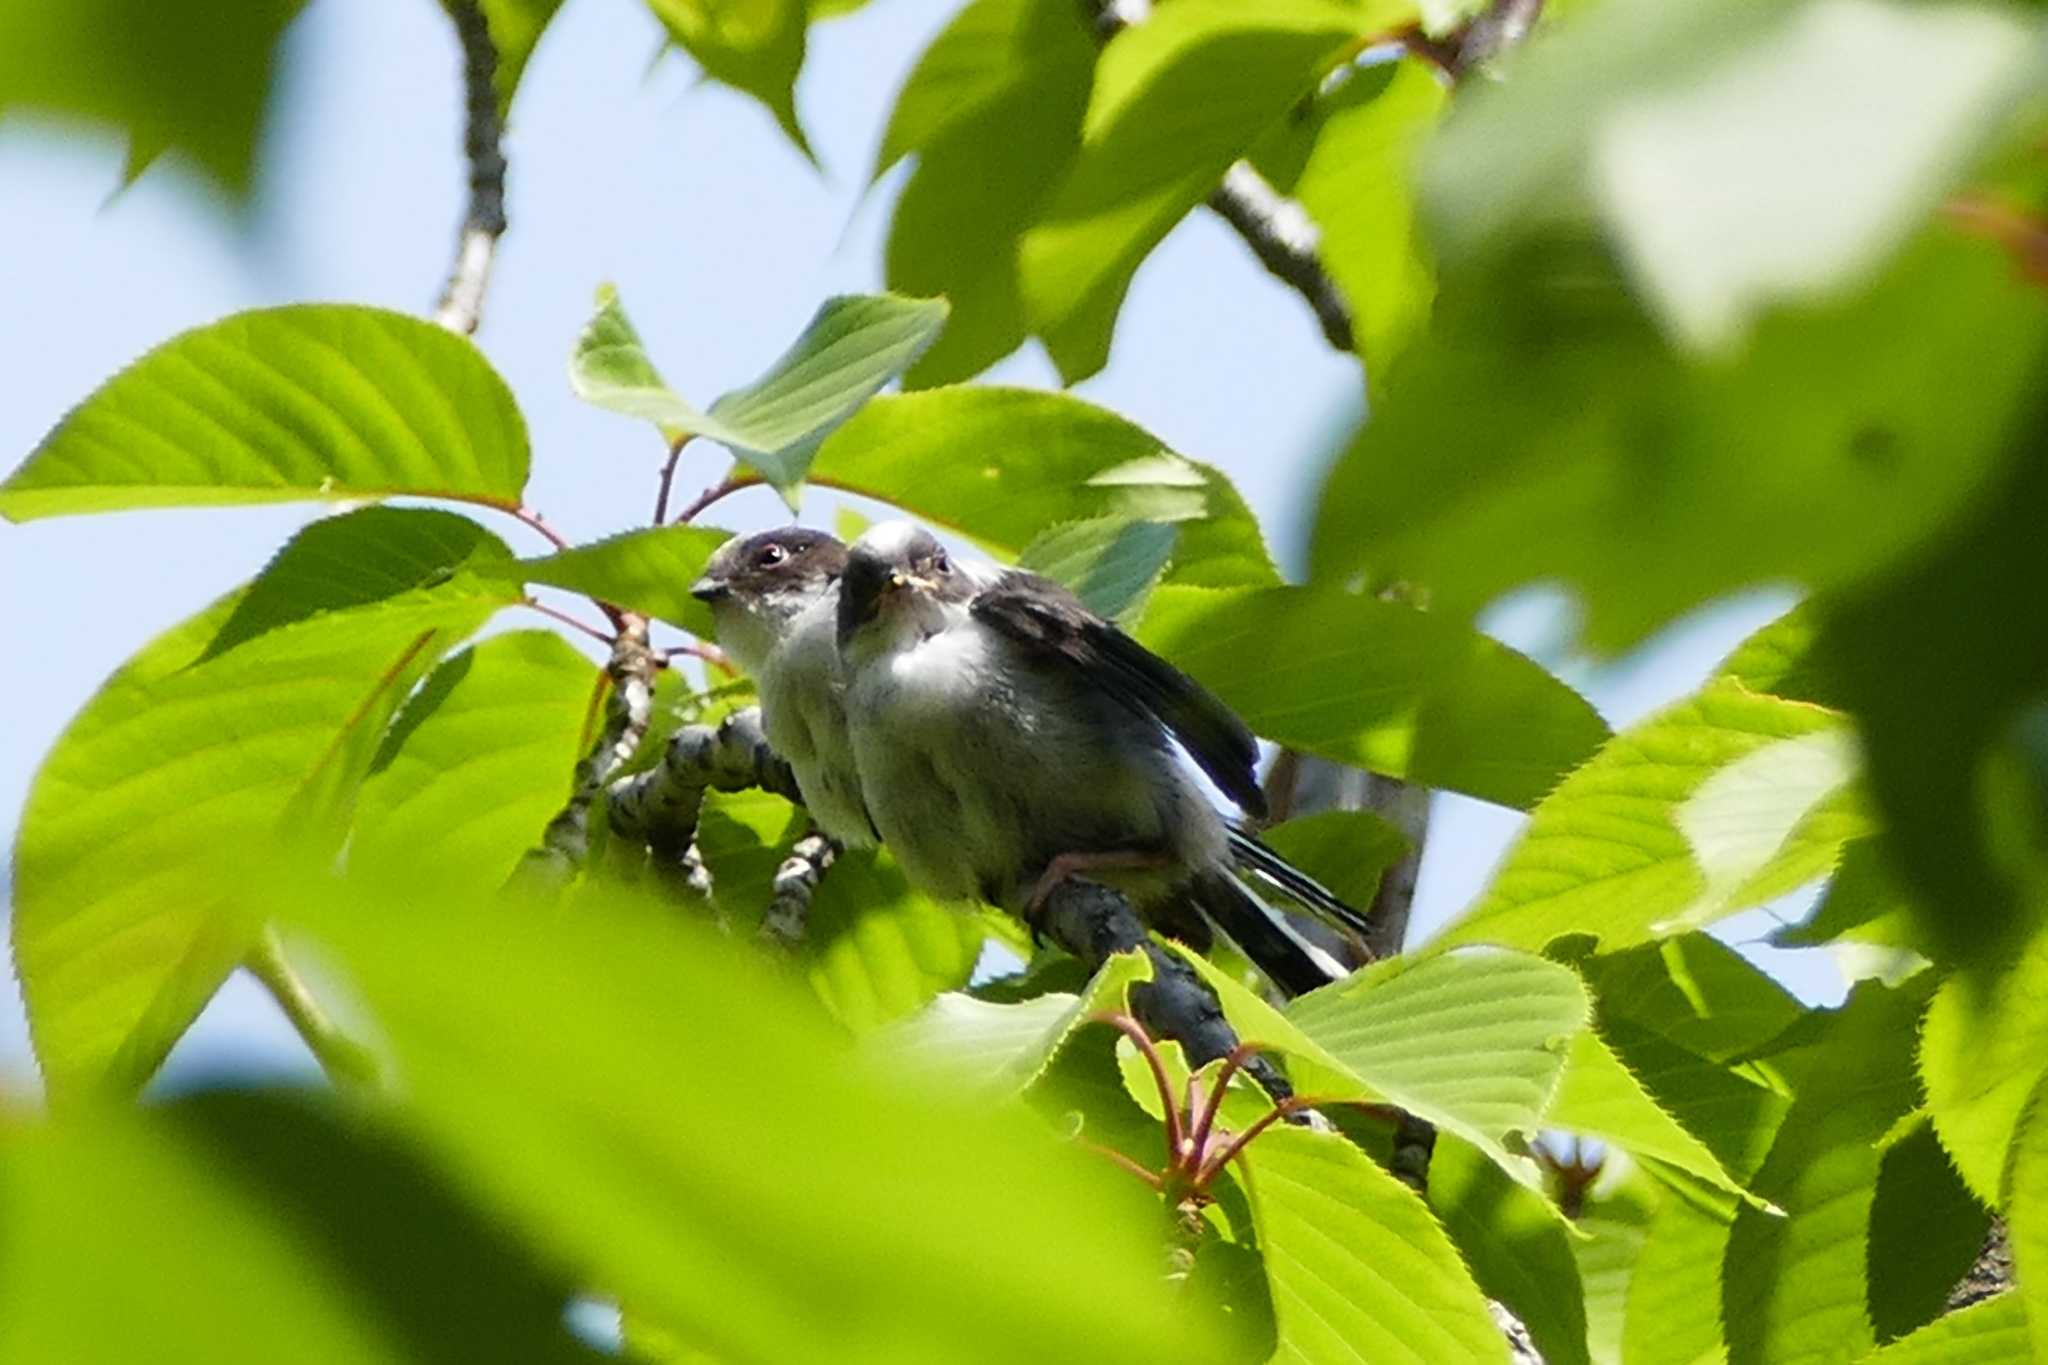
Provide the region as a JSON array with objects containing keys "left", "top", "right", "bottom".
[
  {"left": 435, "top": 0, "right": 508, "bottom": 335},
  {"left": 1206, "top": 165, "right": 1354, "bottom": 352},
  {"left": 514, "top": 615, "right": 660, "bottom": 885}
]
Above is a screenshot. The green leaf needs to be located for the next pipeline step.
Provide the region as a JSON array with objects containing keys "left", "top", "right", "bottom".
[
  {"left": 1546, "top": 1027, "right": 1749, "bottom": 1200},
  {"left": 568, "top": 290, "right": 948, "bottom": 501},
  {"left": 1255, "top": 809, "right": 1411, "bottom": 915},
  {"left": 566, "top": 283, "right": 712, "bottom": 441},
  {"left": 1581, "top": 1015, "right": 1791, "bottom": 1185},
  {"left": 1290, "top": 949, "right": 1591, "bottom": 1179},
  {"left": 803, "top": 847, "right": 987, "bottom": 1034},
  {"left": 1812, "top": 400, "right": 2048, "bottom": 969},
  {"left": 301, "top": 882, "right": 1229, "bottom": 1364},
  {"left": 1017, "top": 0, "right": 1378, "bottom": 381},
  {"left": 1310, "top": 231, "right": 2048, "bottom": 653},
  {"left": 1430, "top": 1134, "right": 1592, "bottom": 1365},
  {"left": 1770, "top": 840, "right": 1923, "bottom": 952},
  {"left": 882, "top": 0, "right": 1097, "bottom": 387},
  {"left": 1425, "top": 0, "right": 2038, "bottom": 346},
  {"left": 1245, "top": 1124, "right": 1507, "bottom": 1363},
  {"left": 1868, "top": 1120, "right": 1993, "bottom": 1345},
  {"left": 0, "top": 305, "right": 531, "bottom": 522},
  {"left": 351, "top": 631, "right": 599, "bottom": 888},
  {"left": 1577, "top": 932, "right": 1806, "bottom": 1065},
  {"left": 1620, "top": 1185, "right": 1733, "bottom": 1365},
  {"left": 1439, "top": 682, "right": 1865, "bottom": 953},
  {"left": 2006, "top": 1068, "right": 2048, "bottom": 1362},
  {"left": 1289, "top": 57, "right": 1445, "bottom": 372},
  {"left": 1017, "top": 516, "right": 1177, "bottom": 622},
  {"left": 10, "top": 517, "right": 502, "bottom": 1105},
  {"left": 0, "top": 1090, "right": 602, "bottom": 1363},
  {"left": 808, "top": 386, "right": 1280, "bottom": 587},
  {"left": 204, "top": 505, "right": 515, "bottom": 661},
  {"left": 1723, "top": 981, "right": 1930, "bottom": 1365},
  {"left": 0, "top": 0, "right": 304, "bottom": 197},
  {"left": 707, "top": 293, "right": 949, "bottom": 498},
  {"left": 1136, "top": 584, "right": 1610, "bottom": 810},
  {"left": 645, "top": 0, "right": 812, "bottom": 157},
  {"left": 458, "top": 0, "right": 567, "bottom": 117},
  {"left": 1920, "top": 919, "right": 2048, "bottom": 1203},
  {"left": 1859, "top": 1295, "right": 2032, "bottom": 1364},
  {"left": 1571, "top": 1161, "right": 1661, "bottom": 1365},
  {"left": 874, "top": 991, "right": 1081, "bottom": 1094},
  {"left": 505, "top": 525, "right": 732, "bottom": 636},
  {"left": 1716, "top": 602, "right": 1841, "bottom": 707}
]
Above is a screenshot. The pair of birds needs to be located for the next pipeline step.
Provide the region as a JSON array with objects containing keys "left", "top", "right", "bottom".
[{"left": 690, "top": 521, "right": 1371, "bottom": 997}]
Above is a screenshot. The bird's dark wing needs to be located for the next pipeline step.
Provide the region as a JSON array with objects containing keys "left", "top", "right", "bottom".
[
  {"left": 970, "top": 570, "right": 1268, "bottom": 818},
  {"left": 1226, "top": 826, "right": 1375, "bottom": 941}
]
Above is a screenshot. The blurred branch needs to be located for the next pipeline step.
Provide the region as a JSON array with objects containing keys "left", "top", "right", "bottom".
[
  {"left": 1405, "top": 0, "right": 1546, "bottom": 78},
  {"left": 1090, "top": 0, "right": 1356, "bottom": 355},
  {"left": 515, "top": 615, "right": 660, "bottom": 885},
  {"left": 1946, "top": 1218, "right": 2015, "bottom": 1311},
  {"left": 435, "top": 0, "right": 508, "bottom": 335},
  {"left": 245, "top": 927, "right": 381, "bottom": 1090}
]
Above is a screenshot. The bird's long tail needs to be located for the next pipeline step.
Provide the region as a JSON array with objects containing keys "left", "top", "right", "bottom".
[
  {"left": 1226, "top": 827, "right": 1376, "bottom": 943},
  {"left": 1187, "top": 869, "right": 1346, "bottom": 999}
]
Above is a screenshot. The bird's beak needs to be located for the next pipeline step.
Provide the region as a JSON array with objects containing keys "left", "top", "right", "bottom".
[
  {"left": 884, "top": 571, "right": 909, "bottom": 593},
  {"left": 690, "top": 576, "right": 729, "bottom": 604}
]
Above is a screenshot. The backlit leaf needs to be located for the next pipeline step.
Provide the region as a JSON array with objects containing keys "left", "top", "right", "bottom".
[{"left": 1, "top": 306, "right": 530, "bottom": 522}]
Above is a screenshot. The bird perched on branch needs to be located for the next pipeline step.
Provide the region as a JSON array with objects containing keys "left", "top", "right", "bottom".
[
  {"left": 689, "top": 528, "right": 877, "bottom": 850},
  {"left": 836, "top": 520, "right": 1370, "bottom": 996}
]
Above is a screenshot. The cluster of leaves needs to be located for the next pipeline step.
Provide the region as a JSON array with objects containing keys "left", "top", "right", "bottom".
[{"left": 6, "top": 0, "right": 2048, "bottom": 1361}]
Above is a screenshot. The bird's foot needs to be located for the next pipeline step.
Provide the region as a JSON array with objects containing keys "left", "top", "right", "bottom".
[{"left": 1022, "top": 848, "right": 1171, "bottom": 924}]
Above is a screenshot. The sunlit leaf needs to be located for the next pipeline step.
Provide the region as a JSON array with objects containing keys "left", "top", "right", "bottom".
[
  {"left": 2006, "top": 1068, "right": 2048, "bottom": 1362},
  {"left": 1246, "top": 1124, "right": 1507, "bottom": 1363},
  {"left": 351, "top": 631, "right": 599, "bottom": 888},
  {"left": 1136, "top": 584, "right": 1610, "bottom": 810},
  {"left": 1920, "top": 918, "right": 2048, "bottom": 1203},
  {"left": 0, "top": 306, "right": 531, "bottom": 522},
  {"left": 1575, "top": 933, "right": 1806, "bottom": 1066},
  {"left": 1018, "top": 0, "right": 1379, "bottom": 381},
  {"left": 503, "top": 525, "right": 732, "bottom": 637},
  {"left": 1431, "top": 1135, "right": 1591, "bottom": 1365},
  {"left": 1859, "top": 1294, "right": 2032, "bottom": 1363},
  {"left": 1546, "top": 1028, "right": 1749, "bottom": 1199},
  {"left": 1620, "top": 1186, "right": 1733, "bottom": 1365},
  {"left": 1310, "top": 234, "right": 2048, "bottom": 652},
  {"left": 10, "top": 515, "right": 503, "bottom": 1105},
  {"left": 1723, "top": 980, "right": 1929, "bottom": 1365},
  {"left": 567, "top": 283, "right": 713, "bottom": 441},
  {"left": 1289, "top": 949, "right": 1590, "bottom": 1180},
  {"left": 0, "top": 1091, "right": 602, "bottom": 1363},
  {"left": 301, "top": 884, "right": 1227, "bottom": 1364},
  {"left": 808, "top": 387, "right": 1279, "bottom": 587},
  {"left": 882, "top": 0, "right": 1096, "bottom": 387},
  {"left": 804, "top": 847, "right": 987, "bottom": 1034},
  {"left": 1017, "top": 516, "right": 1177, "bottom": 622},
  {"left": 645, "top": 0, "right": 812, "bottom": 158},
  {"left": 1439, "top": 683, "right": 1866, "bottom": 953},
  {"left": 0, "top": 0, "right": 304, "bottom": 197}
]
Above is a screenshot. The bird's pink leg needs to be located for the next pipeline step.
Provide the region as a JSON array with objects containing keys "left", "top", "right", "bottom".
[{"left": 1023, "top": 849, "right": 1172, "bottom": 921}]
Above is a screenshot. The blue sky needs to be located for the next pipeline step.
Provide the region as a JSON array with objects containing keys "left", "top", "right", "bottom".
[{"left": 0, "top": 0, "right": 1836, "bottom": 1095}]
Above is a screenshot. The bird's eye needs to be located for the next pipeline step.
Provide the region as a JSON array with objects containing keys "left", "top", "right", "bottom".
[
  {"left": 931, "top": 551, "right": 951, "bottom": 575},
  {"left": 755, "top": 544, "right": 788, "bottom": 568}
]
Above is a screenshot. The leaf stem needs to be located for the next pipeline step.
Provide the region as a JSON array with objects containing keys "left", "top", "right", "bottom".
[
  {"left": 671, "top": 470, "right": 757, "bottom": 525},
  {"left": 510, "top": 504, "right": 572, "bottom": 551},
  {"left": 652, "top": 434, "right": 695, "bottom": 526},
  {"left": 522, "top": 598, "right": 617, "bottom": 646},
  {"left": 1089, "top": 1011, "right": 1187, "bottom": 1161},
  {"left": 245, "top": 927, "right": 381, "bottom": 1090}
]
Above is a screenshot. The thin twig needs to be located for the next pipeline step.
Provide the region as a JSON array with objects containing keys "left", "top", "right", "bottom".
[
  {"left": 663, "top": 642, "right": 738, "bottom": 679},
  {"left": 245, "top": 927, "right": 380, "bottom": 1089},
  {"left": 510, "top": 504, "right": 572, "bottom": 551},
  {"left": 523, "top": 598, "right": 616, "bottom": 646},
  {"left": 671, "top": 471, "right": 756, "bottom": 525},
  {"left": 1206, "top": 166, "right": 1354, "bottom": 352},
  {"left": 653, "top": 435, "right": 694, "bottom": 525},
  {"left": 435, "top": 0, "right": 508, "bottom": 335}
]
